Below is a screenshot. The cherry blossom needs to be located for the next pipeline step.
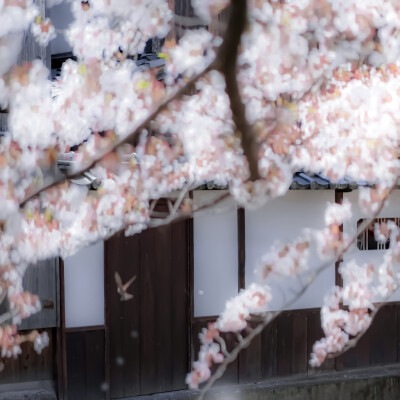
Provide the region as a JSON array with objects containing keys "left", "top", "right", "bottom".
[
  {"left": 2, "top": 0, "right": 400, "bottom": 386},
  {"left": 30, "top": 16, "right": 56, "bottom": 46},
  {"left": 257, "top": 237, "right": 311, "bottom": 279},
  {"left": 187, "top": 283, "right": 270, "bottom": 389},
  {"left": 217, "top": 283, "right": 271, "bottom": 333}
]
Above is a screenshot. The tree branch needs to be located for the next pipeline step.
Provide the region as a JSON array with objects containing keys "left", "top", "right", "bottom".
[{"left": 216, "top": 0, "right": 260, "bottom": 181}]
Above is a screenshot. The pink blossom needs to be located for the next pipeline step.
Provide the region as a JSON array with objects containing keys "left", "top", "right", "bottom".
[
  {"left": 324, "top": 199, "right": 352, "bottom": 226},
  {"left": 199, "top": 323, "right": 219, "bottom": 345},
  {"left": 186, "top": 360, "right": 211, "bottom": 389},
  {"left": 217, "top": 284, "right": 271, "bottom": 332}
]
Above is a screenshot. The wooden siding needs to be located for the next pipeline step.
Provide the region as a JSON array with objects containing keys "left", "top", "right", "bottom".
[
  {"left": 106, "top": 233, "right": 140, "bottom": 398},
  {"left": 0, "top": 259, "right": 59, "bottom": 331},
  {"left": 65, "top": 329, "right": 106, "bottom": 400},
  {"left": 18, "top": 0, "right": 50, "bottom": 68},
  {"left": 192, "top": 303, "right": 400, "bottom": 387},
  {"left": 0, "top": 328, "right": 55, "bottom": 387},
  {"left": 20, "top": 258, "right": 60, "bottom": 330},
  {"left": 105, "top": 220, "right": 190, "bottom": 398},
  {"left": 0, "top": 114, "right": 6, "bottom": 132}
]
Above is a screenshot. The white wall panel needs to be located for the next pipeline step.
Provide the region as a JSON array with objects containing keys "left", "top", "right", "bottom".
[
  {"left": 193, "top": 191, "right": 238, "bottom": 317},
  {"left": 343, "top": 190, "right": 400, "bottom": 302},
  {"left": 245, "top": 190, "right": 335, "bottom": 311},
  {"left": 48, "top": 1, "right": 73, "bottom": 54},
  {"left": 64, "top": 240, "right": 105, "bottom": 328}
]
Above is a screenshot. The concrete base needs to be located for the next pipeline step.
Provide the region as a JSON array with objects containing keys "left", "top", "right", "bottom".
[
  {"left": 0, "top": 390, "right": 56, "bottom": 400},
  {"left": 128, "top": 364, "right": 400, "bottom": 400},
  {"left": 0, "top": 380, "right": 56, "bottom": 400}
]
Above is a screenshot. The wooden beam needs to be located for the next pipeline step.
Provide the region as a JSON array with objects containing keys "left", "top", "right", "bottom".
[
  {"left": 64, "top": 325, "right": 106, "bottom": 333},
  {"left": 192, "top": 315, "right": 219, "bottom": 322}
]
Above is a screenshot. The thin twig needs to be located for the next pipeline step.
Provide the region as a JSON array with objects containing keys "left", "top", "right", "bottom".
[
  {"left": 147, "top": 191, "right": 230, "bottom": 229},
  {"left": 236, "top": 333, "right": 244, "bottom": 343},
  {"left": 171, "top": 182, "right": 192, "bottom": 215},
  {"left": 215, "top": 336, "right": 230, "bottom": 358},
  {"left": 167, "top": 199, "right": 174, "bottom": 214},
  {"left": 148, "top": 199, "right": 159, "bottom": 214}
]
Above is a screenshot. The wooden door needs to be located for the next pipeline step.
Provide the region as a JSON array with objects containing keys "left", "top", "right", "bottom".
[{"left": 105, "top": 220, "right": 190, "bottom": 398}]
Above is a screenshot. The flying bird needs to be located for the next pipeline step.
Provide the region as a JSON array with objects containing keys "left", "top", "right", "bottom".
[{"left": 114, "top": 271, "right": 136, "bottom": 301}]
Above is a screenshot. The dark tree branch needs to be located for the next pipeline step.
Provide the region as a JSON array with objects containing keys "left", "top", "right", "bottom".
[{"left": 216, "top": 0, "right": 260, "bottom": 181}]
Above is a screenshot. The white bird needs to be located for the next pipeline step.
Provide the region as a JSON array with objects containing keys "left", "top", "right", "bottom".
[{"left": 114, "top": 272, "right": 136, "bottom": 301}]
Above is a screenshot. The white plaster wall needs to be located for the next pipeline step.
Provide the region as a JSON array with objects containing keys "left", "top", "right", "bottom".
[
  {"left": 343, "top": 190, "right": 400, "bottom": 302},
  {"left": 193, "top": 191, "right": 239, "bottom": 317},
  {"left": 245, "top": 190, "right": 336, "bottom": 311},
  {"left": 47, "top": 1, "right": 73, "bottom": 54},
  {"left": 64, "top": 240, "right": 105, "bottom": 328}
]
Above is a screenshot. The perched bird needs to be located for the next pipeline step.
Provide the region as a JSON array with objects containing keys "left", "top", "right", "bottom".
[{"left": 114, "top": 272, "right": 136, "bottom": 301}]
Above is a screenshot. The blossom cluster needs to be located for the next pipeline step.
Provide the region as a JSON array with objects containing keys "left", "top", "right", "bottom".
[
  {"left": 240, "top": 0, "right": 400, "bottom": 123},
  {"left": 309, "top": 286, "right": 373, "bottom": 367},
  {"left": 217, "top": 283, "right": 271, "bottom": 332},
  {"left": 257, "top": 238, "right": 310, "bottom": 279},
  {"left": 2, "top": 0, "right": 400, "bottom": 380},
  {"left": 311, "top": 221, "right": 400, "bottom": 367},
  {"left": 0, "top": 325, "right": 22, "bottom": 358},
  {"left": 0, "top": 325, "right": 48, "bottom": 358},
  {"left": 30, "top": 16, "right": 56, "bottom": 47},
  {"left": 64, "top": 0, "right": 172, "bottom": 61},
  {"left": 186, "top": 323, "right": 223, "bottom": 389},
  {"left": 187, "top": 284, "right": 270, "bottom": 389},
  {"left": 293, "top": 64, "right": 400, "bottom": 186},
  {"left": 314, "top": 199, "right": 352, "bottom": 260}
]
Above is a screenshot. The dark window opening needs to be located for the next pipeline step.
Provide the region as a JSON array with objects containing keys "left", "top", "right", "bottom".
[{"left": 357, "top": 217, "right": 400, "bottom": 250}]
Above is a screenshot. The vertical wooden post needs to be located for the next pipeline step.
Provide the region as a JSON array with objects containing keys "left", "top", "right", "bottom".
[
  {"left": 188, "top": 190, "right": 194, "bottom": 367},
  {"left": 238, "top": 207, "right": 246, "bottom": 291},
  {"left": 56, "top": 258, "right": 67, "bottom": 400},
  {"left": 104, "top": 243, "right": 110, "bottom": 400},
  {"left": 334, "top": 191, "right": 344, "bottom": 287}
]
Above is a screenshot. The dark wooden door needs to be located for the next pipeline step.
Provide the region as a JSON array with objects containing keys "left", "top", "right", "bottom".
[{"left": 105, "top": 220, "right": 190, "bottom": 398}]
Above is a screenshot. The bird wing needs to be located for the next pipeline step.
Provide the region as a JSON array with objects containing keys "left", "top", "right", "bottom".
[
  {"left": 123, "top": 275, "right": 136, "bottom": 291},
  {"left": 114, "top": 271, "right": 124, "bottom": 290},
  {"left": 122, "top": 293, "right": 134, "bottom": 301}
]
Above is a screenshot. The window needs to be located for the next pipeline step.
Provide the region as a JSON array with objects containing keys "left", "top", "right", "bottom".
[
  {"left": 193, "top": 190, "right": 238, "bottom": 317},
  {"left": 63, "top": 240, "right": 105, "bottom": 328},
  {"left": 357, "top": 218, "right": 400, "bottom": 250}
]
